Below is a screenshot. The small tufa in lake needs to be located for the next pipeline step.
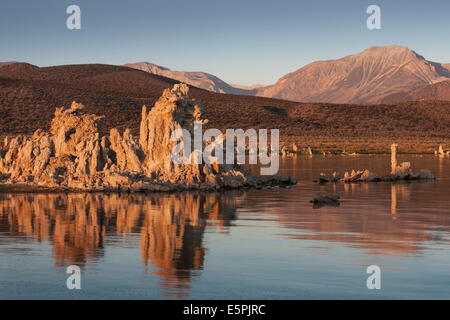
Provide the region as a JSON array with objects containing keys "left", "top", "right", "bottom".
[
  {"left": 435, "top": 145, "right": 450, "bottom": 157},
  {"left": 315, "top": 144, "right": 435, "bottom": 183}
]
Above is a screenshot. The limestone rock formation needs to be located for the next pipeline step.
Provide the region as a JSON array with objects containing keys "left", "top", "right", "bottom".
[
  {"left": 315, "top": 144, "right": 435, "bottom": 183},
  {"left": 435, "top": 145, "right": 450, "bottom": 157},
  {"left": 280, "top": 145, "right": 295, "bottom": 157},
  {"left": 343, "top": 169, "right": 381, "bottom": 182},
  {"left": 0, "top": 83, "right": 297, "bottom": 191},
  {"left": 316, "top": 172, "right": 341, "bottom": 183}
]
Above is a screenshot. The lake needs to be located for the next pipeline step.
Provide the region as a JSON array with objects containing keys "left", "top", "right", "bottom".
[{"left": 1, "top": 155, "right": 450, "bottom": 299}]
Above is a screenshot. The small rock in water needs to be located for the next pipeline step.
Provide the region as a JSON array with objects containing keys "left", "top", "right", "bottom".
[{"left": 310, "top": 194, "right": 341, "bottom": 208}]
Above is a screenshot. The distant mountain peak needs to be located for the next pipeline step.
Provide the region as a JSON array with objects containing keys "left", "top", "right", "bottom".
[
  {"left": 358, "top": 45, "right": 426, "bottom": 62},
  {"left": 124, "top": 62, "right": 256, "bottom": 95},
  {"left": 257, "top": 45, "right": 450, "bottom": 104},
  {"left": 363, "top": 44, "right": 411, "bottom": 52},
  {"left": 125, "top": 62, "right": 170, "bottom": 72}
]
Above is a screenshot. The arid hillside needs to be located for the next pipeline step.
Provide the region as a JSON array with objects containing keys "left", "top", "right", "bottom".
[
  {"left": 382, "top": 80, "right": 450, "bottom": 103},
  {"left": 0, "top": 61, "right": 17, "bottom": 67},
  {"left": 1, "top": 62, "right": 450, "bottom": 153}
]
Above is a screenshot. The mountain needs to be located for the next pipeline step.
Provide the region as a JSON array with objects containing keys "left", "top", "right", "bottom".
[
  {"left": 0, "top": 62, "right": 293, "bottom": 137},
  {"left": 382, "top": 79, "right": 450, "bottom": 103},
  {"left": 124, "top": 62, "right": 255, "bottom": 95},
  {"left": 0, "top": 62, "right": 179, "bottom": 135},
  {"left": 256, "top": 45, "right": 450, "bottom": 104},
  {"left": 229, "top": 83, "right": 266, "bottom": 90},
  {"left": 1, "top": 62, "right": 450, "bottom": 153},
  {"left": 125, "top": 46, "right": 450, "bottom": 104},
  {"left": 0, "top": 61, "right": 17, "bottom": 67}
]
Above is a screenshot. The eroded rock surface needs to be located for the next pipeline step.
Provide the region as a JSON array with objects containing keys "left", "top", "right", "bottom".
[{"left": 0, "top": 84, "right": 297, "bottom": 192}]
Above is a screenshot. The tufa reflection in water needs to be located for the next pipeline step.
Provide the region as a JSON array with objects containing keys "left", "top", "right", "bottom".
[
  {"left": 257, "top": 180, "right": 450, "bottom": 257},
  {"left": 1, "top": 158, "right": 450, "bottom": 298},
  {"left": 0, "top": 192, "right": 239, "bottom": 297}
]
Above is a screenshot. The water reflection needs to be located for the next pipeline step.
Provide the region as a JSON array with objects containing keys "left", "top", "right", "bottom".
[
  {"left": 139, "top": 194, "right": 237, "bottom": 297},
  {"left": 255, "top": 179, "right": 450, "bottom": 257},
  {"left": 390, "top": 183, "right": 411, "bottom": 215},
  {"left": 0, "top": 192, "right": 239, "bottom": 297},
  {"left": 1, "top": 179, "right": 449, "bottom": 268},
  {"left": 1, "top": 156, "right": 450, "bottom": 298}
]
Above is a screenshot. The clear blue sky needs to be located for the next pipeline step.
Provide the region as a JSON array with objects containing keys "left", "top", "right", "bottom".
[{"left": 1, "top": 0, "right": 450, "bottom": 85}]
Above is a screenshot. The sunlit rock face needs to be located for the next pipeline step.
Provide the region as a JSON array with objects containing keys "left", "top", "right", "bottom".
[
  {"left": 139, "top": 83, "right": 211, "bottom": 185},
  {"left": 257, "top": 45, "right": 450, "bottom": 104},
  {"left": 0, "top": 83, "right": 296, "bottom": 191}
]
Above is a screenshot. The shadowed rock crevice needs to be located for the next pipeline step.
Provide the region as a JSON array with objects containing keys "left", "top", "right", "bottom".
[{"left": 0, "top": 84, "right": 296, "bottom": 191}]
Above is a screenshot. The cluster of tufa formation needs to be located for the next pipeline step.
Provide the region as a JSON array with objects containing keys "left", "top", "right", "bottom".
[
  {"left": 280, "top": 145, "right": 313, "bottom": 157},
  {"left": 435, "top": 145, "right": 450, "bottom": 157},
  {"left": 0, "top": 84, "right": 296, "bottom": 192},
  {"left": 315, "top": 144, "right": 435, "bottom": 183}
]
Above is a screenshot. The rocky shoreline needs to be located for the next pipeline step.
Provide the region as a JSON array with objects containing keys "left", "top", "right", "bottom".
[{"left": 0, "top": 84, "right": 296, "bottom": 192}]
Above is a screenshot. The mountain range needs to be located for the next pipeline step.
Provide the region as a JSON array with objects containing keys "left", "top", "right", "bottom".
[
  {"left": 126, "top": 45, "right": 450, "bottom": 104},
  {"left": 257, "top": 45, "right": 450, "bottom": 103},
  {"left": 1, "top": 60, "right": 450, "bottom": 153},
  {"left": 7, "top": 45, "right": 447, "bottom": 104}
]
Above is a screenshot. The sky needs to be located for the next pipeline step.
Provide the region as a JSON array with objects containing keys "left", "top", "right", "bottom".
[{"left": 1, "top": 0, "right": 450, "bottom": 85}]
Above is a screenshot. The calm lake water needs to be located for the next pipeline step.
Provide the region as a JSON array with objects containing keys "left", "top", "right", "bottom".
[{"left": 1, "top": 155, "right": 450, "bottom": 299}]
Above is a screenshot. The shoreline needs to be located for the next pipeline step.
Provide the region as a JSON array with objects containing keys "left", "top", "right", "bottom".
[
  {"left": 0, "top": 180, "right": 295, "bottom": 194},
  {"left": 281, "top": 136, "right": 450, "bottom": 154},
  {"left": 1, "top": 152, "right": 440, "bottom": 194}
]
